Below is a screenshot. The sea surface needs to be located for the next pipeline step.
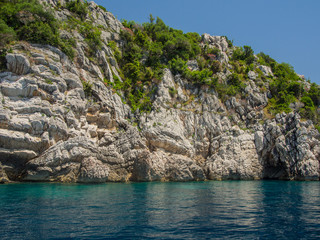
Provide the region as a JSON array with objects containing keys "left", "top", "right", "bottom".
[{"left": 0, "top": 181, "right": 320, "bottom": 239}]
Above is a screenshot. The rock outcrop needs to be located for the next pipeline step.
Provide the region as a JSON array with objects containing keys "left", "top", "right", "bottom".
[{"left": 0, "top": 0, "right": 319, "bottom": 183}]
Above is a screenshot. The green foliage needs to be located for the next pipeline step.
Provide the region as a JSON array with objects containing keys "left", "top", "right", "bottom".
[
  {"left": 228, "top": 73, "right": 242, "bottom": 87},
  {"left": 0, "top": 19, "right": 16, "bottom": 47},
  {"left": 287, "top": 81, "right": 304, "bottom": 98},
  {"left": 223, "top": 36, "right": 233, "bottom": 48},
  {"left": 66, "top": 0, "right": 88, "bottom": 20},
  {"left": 301, "top": 96, "right": 314, "bottom": 108},
  {"left": 306, "top": 83, "right": 320, "bottom": 106},
  {"left": 116, "top": 15, "right": 320, "bottom": 124},
  {"left": 108, "top": 41, "right": 121, "bottom": 61},
  {"left": 0, "top": 0, "right": 75, "bottom": 59},
  {"left": 65, "top": 16, "right": 102, "bottom": 56},
  {"left": 243, "top": 46, "right": 254, "bottom": 59},
  {"left": 299, "top": 105, "right": 317, "bottom": 122},
  {"left": 110, "top": 73, "right": 124, "bottom": 91},
  {"left": 257, "top": 52, "right": 276, "bottom": 67},
  {"left": 268, "top": 95, "right": 292, "bottom": 114},
  {"left": 267, "top": 61, "right": 312, "bottom": 116},
  {"left": 98, "top": 5, "right": 107, "bottom": 12},
  {"left": 215, "top": 83, "right": 238, "bottom": 101},
  {"left": 273, "top": 62, "right": 300, "bottom": 81},
  {"left": 117, "top": 16, "right": 232, "bottom": 112},
  {"left": 79, "top": 21, "right": 102, "bottom": 54},
  {"left": 18, "top": 21, "right": 58, "bottom": 45},
  {"left": 149, "top": 14, "right": 155, "bottom": 24},
  {"left": 0, "top": 18, "right": 16, "bottom": 70},
  {"left": 169, "top": 87, "right": 177, "bottom": 98},
  {"left": 58, "top": 37, "right": 76, "bottom": 59},
  {"left": 56, "top": 1, "right": 62, "bottom": 9},
  {"left": 269, "top": 78, "right": 297, "bottom": 114},
  {"left": 45, "top": 78, "right": 53, "bottom": 84},
  {"left": 82, "top": 80, "right": 93, "bottom": 97},
  {"left": 146, "top": 41, "right": 163, "bottom": 67},
  {"left": 187, "top": 68, "right": 213, "bottom": 84},
  {"left": 123, "top": 60, "right": 143, "bottom": 82},
  {"left": 232, "top": 45, "right": 254, "bottom": 64},
  {"left": 168, "top": 57, "right": 188, "bottom": 75},
  {"left": 142, "top": 17, "right": 200, "bottom": 61},
  {"left": 0, "top": 48, "right": 9, "bottom": 71}
]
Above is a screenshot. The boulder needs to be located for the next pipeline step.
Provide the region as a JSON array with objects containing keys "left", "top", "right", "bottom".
[
  {"left": 258, "top": 65, "right": 273, "bottom": 77},
  {"left": 6, "top": 54, "right": 30, "bottom": 75}
]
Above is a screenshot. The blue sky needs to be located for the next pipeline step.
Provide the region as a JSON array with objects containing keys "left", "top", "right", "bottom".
[{"left": 95, "top": 0, "right": 320, "bottom": 84}]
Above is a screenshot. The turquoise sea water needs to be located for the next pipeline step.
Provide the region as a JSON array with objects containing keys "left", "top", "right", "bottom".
[{"left": 0, "top": 181, "right": 320, "bottom": 239}]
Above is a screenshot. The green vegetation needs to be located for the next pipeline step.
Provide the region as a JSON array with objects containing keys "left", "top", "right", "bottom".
[
  {"left": 97, "top": 5, "right": 107, "bottom": 12},
  {"left": 66, "top": 0, "right": 88, "bottom": 20},
  {"left": 82, "top": 80, "right": 93, "bottom": 97},
  {"left": 45, "top": 78, "right": 53, "bottom": 85},
  {"left": 108, "top": 41, "right": 121, "bottom": 62},
  {"left": 262, "top": 59, "right": 320, "bottom": 126},
  {"left": 79, "top": 21, "right": 102, "bottom": 54},
  {"left": 0, "top": 0, "right": 75, "bottom": 59},
  {"left": 112, "top": 16, "right": 253, "bottom": 112},
  {"left": 169, "top": 87, "right": 177, "bottom": 98},
  {"left": 232, "top": 45, "right": 255, "bottom": 65},
  {"left": 256, "top": 51, "right": 316, "bottom": 119},
  {"left": 0, "top": 19, "right": 16, "bottom": 48}
]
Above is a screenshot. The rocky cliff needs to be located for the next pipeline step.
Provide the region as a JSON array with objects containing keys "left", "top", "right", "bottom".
[{"left": 0, "top": 0, "right": 319, "bottom": 183}]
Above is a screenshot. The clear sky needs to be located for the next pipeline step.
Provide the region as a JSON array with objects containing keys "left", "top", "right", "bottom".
[{"left": 94, "top": 0, "right": 320, "bottom": 84}]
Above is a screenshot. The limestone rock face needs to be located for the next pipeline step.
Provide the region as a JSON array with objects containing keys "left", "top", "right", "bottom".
[
  {"left": 258, "top": 65, "right": 274, "bottom": 77},
  {"left": 0, "top": 1, "right": 319, "bottom": 183},
  {"left": 261, "top": 113, "right": 320, "bottom": 180},
  {"left": 6, "top": 54, "right": 31, "bottom": 75},
  {"left": 201, "top": 33, "right": 230, "bottom": 64},
  {"left": 206, "top": 128, "right": 263, "bottom": 180},
  {"left": 0, "top": 163, "right": 10, "bottom": 183}
]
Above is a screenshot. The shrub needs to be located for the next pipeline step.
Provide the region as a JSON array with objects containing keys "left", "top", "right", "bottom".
[
  {"left": 207, "top": 47, "right": 221, "bottom": 58},
  {"left": 18, "top": 21, "right": 58, "bottom": 46},
  {"left": 301, "top": 96, "right": 314, "bottom": 108},
  {"left": 287, "top": 81, "right": 304, "bottom": 98},
  {"left": 215, "top": 83, "right": 238, "bottom": 101},
  {"left": 189, "top": 68, "right": 213, "bottom": 84},
  {"left": 273, "top": 63, "right": 300, "bottom": 81},
  {"left": 79, "top": 21, "right": 102, "bottom": 54},
  {"left": 0, "top": 0, "right": 76, "bottom": 59},
  {"left": 82, "top": 80, "right": 93, "bottom": 97},
  {"left": 268, "top": 90, "right": 296, "bottom": 114},
  {"left": 98, "top": 5, "right": 107, "bottom": 12},
  {"left": 232, "top": 45, "right": 255, "bottom": 64},
  {"left": 108, "top": 41, "right": 121, "bottom": 61},
  {"left": 0, "top": 48, "right": 9, "bottom": 71},
  {"left": 122, "top": 42, "right": 142, "bottom": 63},
  {"left": 58, "top": 38, "right": 76, "bottom": 59},
  {"left": 299, "top": 106, "right": 316, "bottom": 121},
  {"left": 123, "top": 60, "right": 143, "bottom": 83},
  {"left": 257, "top": 52, "right": 276, "bottom": 67},
  {"left": 0, "top": 19, "right": 16, "bottom": 47},
  {"left": 146, "top": 41, "right": 163, "bottom": 67},
  {"left": 66, "top": 0, "right": 88, "bottom": 20},
  {"left": 168, "top": 57, "right": 188, "bottom": 75},
  {"left": 169, "top": 87, "right": 177, "bottom": 98},
  {"left": 306, "top": 83, "right": 320, "bottom": 107},
  {"left": 228, "top": 73, "right": 242, "bottom": 88}
]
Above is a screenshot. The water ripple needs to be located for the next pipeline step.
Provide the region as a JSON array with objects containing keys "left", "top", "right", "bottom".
[{"left": 0, "top": 181, "right": 320, "bottom": 239}]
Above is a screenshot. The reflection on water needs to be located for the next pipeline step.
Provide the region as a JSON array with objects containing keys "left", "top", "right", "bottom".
[{"left": 0, "top": 181, "right": 319, "bottom": 239}]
